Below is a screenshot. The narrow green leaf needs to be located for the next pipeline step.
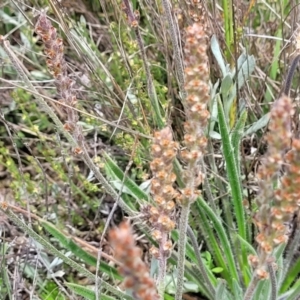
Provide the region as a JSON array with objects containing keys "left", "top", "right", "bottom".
[
  {"left": 230, "top": 109, "right": 247, "bottom": 177},
  {"left": 235, "top": 234, "right": 257, "bottom": 256},
  {"left": 216, "top": 279, "right": 226, "bottom": 299},
  {"left": 217, "top": 97, "right": 246, "bottom": 240},
  {"left": 232, "top": 278, "right": 243, "bottom": 300},
  {"left": 196, "top": 197, "right": 238, "bottom": 289},
  {"left": 211, "top": 35, "right": 227, "bottom": 78},
  {"left": 66, "top": 283, "right": 96, "bottom": 300},
  {"left": 286, "top": 279, "right": 300, "bottom": 300},
  {"left": 221, "top": 75, "right": 233, "bottom": 98},
  {"left": 217, "top": 98, "right": 249, "bottom": 284},
  {"left": 41, "top": 220, "right": 121, "bottom": 280},
  {"left": 280, "top": 256, "right": 300, "bottom": 293},
  {"left": 194, "top": 199, "right": 229, "bottom": 282},
  {"left": 231, "top": 109, "right": 247, "bottom": 156},
  {"left": 103, "top": 152, "right": 149, "bottom": 203},
  {"left": 66, "top": 283, "right": 116, "bottom": 300},
  {"left": 222, "top": 0, "right": 234, "bottom": 62},
  {"left": 3, "top": 209, "right": 133, "bottom": 300},
  {"left": 244, "top": 113, "right": 270, "bottom": 136}
]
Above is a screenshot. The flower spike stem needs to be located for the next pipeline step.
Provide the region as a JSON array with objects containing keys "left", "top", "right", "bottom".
[
  {"left": 175, "top": 203, "right": 191, "bottom": 300},
  {"left": 244, "top": 275, "right": 259, "bottom": 300}
]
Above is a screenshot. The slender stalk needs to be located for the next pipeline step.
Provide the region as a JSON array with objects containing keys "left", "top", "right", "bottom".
[
  {"left": 175, "top": 203, "right": 191, "bottom": 300},
  {"left": 187, "top": 226, "right": 215, "bottom": 298},
  {"left": 268, "top": 260, "right": 277, "bottom": 300},
  {"left": 160, "top": 0, "right": 186, "bottom": 99},
  {"left": 281, "top": 54, "right": 300, "bottom": 96},
  {"left": 244, "top": 275, "right": 259, "bottom": 300},
  {"left": 158, "top": 232, "right": 167, "bottom": 299}
]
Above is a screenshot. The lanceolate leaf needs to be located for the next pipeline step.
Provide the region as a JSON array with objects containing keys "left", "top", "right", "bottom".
[
  {"left": 41, "top": 220, "right": 121, "bottom": 280},
  {"left": 217, "top": 97, "right": 246, "bottom": 241},
  {"left": 66, "top": 283, "right": 96, "bottom": 300},
  {"left": 103, "top": 151, "right": 149, "bottom": 203},
  {"left": 66, "top": 283, "right": 116, "bottom": 300}
]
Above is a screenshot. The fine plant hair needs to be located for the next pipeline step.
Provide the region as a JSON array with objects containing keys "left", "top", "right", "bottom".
[{"left": 2, "top": 1, "right": 300, "bottom": 300}]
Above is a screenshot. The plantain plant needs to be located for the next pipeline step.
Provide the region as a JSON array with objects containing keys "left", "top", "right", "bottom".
[{"left": 1, "top": 1, "right": 300, "bottom": 300}]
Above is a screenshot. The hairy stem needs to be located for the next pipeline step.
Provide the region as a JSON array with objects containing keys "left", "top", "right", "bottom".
[
  {"left": 161, "top": 0, "right": 186, "bottom": 99},
  {"left": 186, "top": 225, "right": 215, "bottom": 298},
  {"left": 175, "top": 203, "right": 191, "bottom": 300},
  {"left": 268, "top": 260, "right": 277, "bottom": 300},
  {"left": 244, "top": 275, "right": 259, "bottom": 300}
]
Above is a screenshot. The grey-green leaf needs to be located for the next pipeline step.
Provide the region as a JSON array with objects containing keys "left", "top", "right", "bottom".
[{"left": 211, "top": 35, "right": 227, "bottom": 78}]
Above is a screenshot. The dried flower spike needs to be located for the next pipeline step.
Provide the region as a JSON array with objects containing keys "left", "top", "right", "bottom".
[
  {"left": 109, "top": 221, "right": 159, "bottom": 300},
  {"left": 174, "top": 21, "right": 211, "bottom": 300},
  {"left": 140, "top": 127, "right": 177, "bottom": 297},
  {"left": 35, "top": 11, "right": 83, "bottom": 146},
  {"left": 252, "top": 95, "right": 298, "bottom": 278},
  {"left": 179, "top": 22, "right": 210, "bottom": 205},
  {"left": 147, "top": 127, "right": 177, "bottom": 252}
]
